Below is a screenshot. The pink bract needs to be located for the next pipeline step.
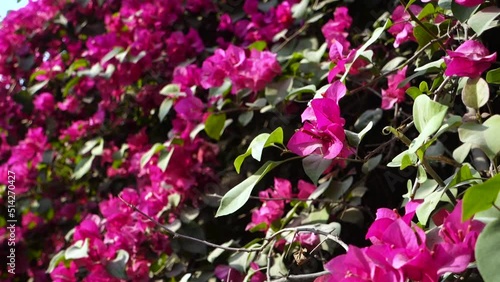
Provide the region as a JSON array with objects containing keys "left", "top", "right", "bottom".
[
  {"left": 388, "top": 5, "right": 423, "bottom": 48},
  {"left": 444, "top": 40, "right": 497, "bottom": 78},
  {"left": 455, "top": 0, "right": 484, "bottom": 6}
]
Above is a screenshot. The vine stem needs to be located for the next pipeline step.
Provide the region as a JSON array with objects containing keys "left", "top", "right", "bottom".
[{"left": 271, "top": 270, "right": 330, "bottom": 282}]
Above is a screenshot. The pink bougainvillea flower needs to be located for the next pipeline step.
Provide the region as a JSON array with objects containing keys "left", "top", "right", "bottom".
[
  {"left": 246, "top": 178, "right": 291, "bottom": 231},
  {"left": 388, "top": 5, "right": 423, "bottom": 48},
  {"left": 327, "top": 41, "right": 367, "bottom": 82},
  {"left": 428, "top": 201, "right": 485, "bottom": 274},
  {"left": 325, "top": 245, "right": 406, "bottom": 282},
  {"left": 322, "top": 7, "right": 352, "bottom": 50},
  {"left": 381, "top": 66, "right": 409, "bottom": 110},
  {"left": 455, "top": 0, "right": 484, "bottom": 6},
  {"left": 444, "top": 40, "right": 497, "bottom": 78},
  {"left": 33, "top": 92, "right": 55, "bottom": 112},
  {"left": 297, "top": 179, "right": 316, "bottom": 199},
  {"left": 200, "top": 44, "right": 281, "bottom": 93},
  {"left": 288, "top": 98, "right": 346, "bottom": 159},
  {"left": 214, "top": 265, "right": 243, "bottom": 282}
]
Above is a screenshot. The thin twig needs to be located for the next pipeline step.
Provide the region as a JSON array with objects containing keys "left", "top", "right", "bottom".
[
  {"left": 119, "top": 195, "right": 349, "bottom": 251},
  {"left": 271, "top": 270, "right": 330, "bottom": 282}
]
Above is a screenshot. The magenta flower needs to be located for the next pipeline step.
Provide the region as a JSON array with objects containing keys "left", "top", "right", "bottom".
[
  {"left": 297, "top": 179, "right": 316, "bottom": 199},
  {"left": 321, "top": 7, "right": 352, "bottom": 50},
  {"left": 429, "top": 201, "right": 485, "bottom": 275},
  {"left": 288, "top": 99, "right": 346, "bottom": 159},
  {"left": 388, "top": 5, "right": 423, "bottom": 48},
  {"left": 381, "top": 66, "right": 409, "bottom": 110},
  {"left": 246, "top": 178, "right": 291, "bottom": 231},
  {"left": 325, "top": 245, "right": 405, "bottom": 282},
  {"left": 33, "top": 92, "right": 55, "bottom": 114},
  {"left": 444, "top": 40, "right": 497, "bottom": 78},
  {"left": 455, "top": 0, "right": 484, "bottom": 6},
  {"left": 200, "top": 45, "right": 281, "bottom": 93}
]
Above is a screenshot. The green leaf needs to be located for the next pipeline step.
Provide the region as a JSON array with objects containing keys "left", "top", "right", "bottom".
[
  {"left": 345, "top": 121, "right": 374, "bottom": 148},
  {"left": 414, "top": 58, "right": 445, "bottom": 72},
  {"left": 419, "top": 81, "right": 429, "bottom": 93},
  {"left": 91, "top": 138, "right": 104, "bottom": 156},
  {"left": 207, "top": 240, "right": 234, "bottom": 263},
  {"left": 291, "top": 0, "right": 309, "bottom": 19},
  {"left": 101, "top": 47, "right": 124, "bottom": 64},
  {"left": 233, "top": 127, "right": 284, "bottom": 173},
  {"left": 418, "top": 3, "right": 435, "bottom": 20},
  {"left": 458, "top": 115, "right": 500, "bottom": 159},
  {"left": 303, "top": 43, "right": 327, "bottom": 63},
  {"left": 362, "top": 154, "right": 382, "bottom": 174},
  {"left": 158, "top": 98, "right": 173, "bottom": 122},
  {"left": 209, "top": 79, "right": 232, "bottom": 98},
  {"left": 80, "top": 138, "right": 100, "bottom": 155},
  {"left": 140, "top": 143, "right": 165, "bottom": 168},
  {"left": 401, "top": 152, "right": 418, "bottom": 169},
  {"left": 486, "top": 68, "right": 500, "bottom": 84},
  {"left": 73, "top": 156, "right": 95, "bottom": 179},
  {"left": 216, "top": 160, "right": 285, "bottom": 217},
  {"left": 354, "top": 108, "right": 382, "bottom": 132},
  {"left": 28, "top": 80, "right": 48, "bottom": 95},
  {"left": 409, "top": 95, "right": 448, "bottom": 153},
  {"left": 159, "top": 83, "right": 181, "bottom": 96},
  {"left": 47, "top": 251, "right": 66, "bottom": 273},
  {"left": 302, "top": 155, "right": 332, "bottom": 185},
  {"left": 238, "top": 111, "right": 254, "bottom": 126},
  {"left": 157, "top": 148, "right": 174, "bottom": 172},
  {"left": 468, "top": 6, "right": 500, "bottom": 36},
  {"left": 265, "top": 78, "right": 293, "bottom": 106},
  {"left": 248, "top": 41, "right": 267, "bottom": 51},
  {"left": 413, "top": 95, "right": 448, "bottom": 134},
  {"left": 413, "top": 23, "right": 440, "bottom": 52},
  {"left": 65, "top": 239, "right": 89, "bottom": 259},
  {"left": 463, "top": 174, "right": 500, "bottom": 220},
  {"left": 204, "top": 113, "right": 226, "bottom": 141},
  {"left": 106, "top": 250, "right": 129, "bottom": 280},
  {"left": 286, "top": 85, "right": 316, "bottom": 101},
  {"left": 341, "top": 20, "right": 389, "bottom": 82},
  {"left": 462, "top": 77, "right": 489, "bottom": 109},
  {"left": 381, "top": 57, "right": 407, "bottom": 73},
  {"left": 476, "top": 219, "right": 500, "bottom": 282},
  {"left": 451, "top": 1, "right": 479, "bottom": 23},
  {"left": 406, "top": 87, "right": 422, "bottom": 100},
  {"left": 438, "top": 0, "right": 452, "bottom": 10}
]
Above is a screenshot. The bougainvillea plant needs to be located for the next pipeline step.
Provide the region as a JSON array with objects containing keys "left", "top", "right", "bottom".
[{"left": 1, "top": 0, "right": 500, "bottom": 281}]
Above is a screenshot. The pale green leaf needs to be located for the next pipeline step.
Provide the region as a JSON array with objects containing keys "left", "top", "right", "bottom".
[
  {"left": 140, "top": 143, "right": 165, "bottom": 168},
  {"left": 204, "top": 113, "right": 226, "bottom": 141},
  {"left": 106, "top": 250, "right": 129, "bottom": 280},
  {"left": 216, "top": 160, "right": 285, "bottom": 217},
  {"left": 73, "top": 156, "right": 95, "bottom": 179},
  {"left": 468, "top": 6, "right": 500, "bottom": 36},
  {"left": 463, "top": 173, "right": 500, "bottom": 220},
  {"left": 65, "top": 239, "right": 89, "bottom": 259},
  {"left": 462, "top": 77, "right": 489, "bottom": 109},
  {"left": 158, "top": 98, "right": 173, "bottom": 122},
  {"left": 233, "top": 127, "right": 284, "bottom": 173},
  {"left": 302, "top": 155, "right": 332, "bottom": 185},
  {"left": 476, "top": 219, "right": 500, "bottom": 282}
]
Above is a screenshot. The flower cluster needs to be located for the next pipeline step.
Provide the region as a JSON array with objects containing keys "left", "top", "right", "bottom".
[
  {"left": 321, "top": 201, "right": 484, "bottom": 282},
  {"left": 201, "top": 44, "right": 282, "bottom": 94},
  {"left": 288, "top": 81, "right": 351, "bottom": 159}
]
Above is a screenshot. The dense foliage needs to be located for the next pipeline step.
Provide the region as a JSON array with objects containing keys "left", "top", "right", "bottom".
[{"left": 1, "top": 0, "right": 500, "bottom": 281}]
